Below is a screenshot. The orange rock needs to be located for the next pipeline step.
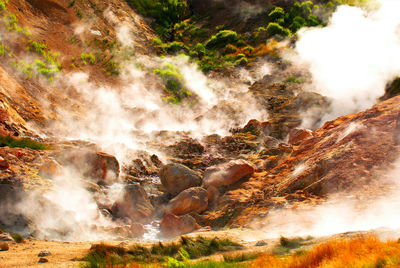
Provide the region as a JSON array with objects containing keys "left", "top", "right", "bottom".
[
  {"left": 129, "top": 222, "right": 145, "bottom": 238},
  {"left": 160, "top": 214, "right": 199, "bottom": 238},
  {"left": 111, "top": 184, "right": 154, "bottom": 224},
  {"left": 288, "top": 128, "right": 313, "bottom": 146},
  {"left": 0, "top": 156, "right": 9, "bottom": 169},
  {"left": 159, "top": 163, "right": 202, "bottom": 196},
  {"left": 38, "top": 159, "right": 62, "bottom": 178},
  {"left": 166, "top": 187, "right": 208, "bottom": 215},
  {"left": 203, "top": 159, "right": 255, "bottom": 188}
]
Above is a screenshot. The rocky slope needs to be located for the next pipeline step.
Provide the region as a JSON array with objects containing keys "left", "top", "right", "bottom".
[{"left": 0, "top": 0, "right": 399, "bottom": 251}]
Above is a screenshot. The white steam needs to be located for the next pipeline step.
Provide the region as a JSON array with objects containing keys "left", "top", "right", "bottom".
[
  {"left": 17, "top": 169, "right": 115, "bottom": 241},
  {"left": 50, "top": 55, "right": 267, "bottom": 162},
  {"left": 296, "top": 0, "right": 400, "bottom": 124},
  {"left": 248, "top": 155, "right": 400, "bottom": 241}
]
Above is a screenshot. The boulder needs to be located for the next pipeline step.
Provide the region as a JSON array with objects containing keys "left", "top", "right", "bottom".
[
  {"left": 0, "top": 242, "right": 9, "bottom": 251},
  {"left": 0, "top": 233, "right": 13, "bottom": 241},
  {"left": 111, "top": 184, "right": 154, "bottom": 224},
  {"left": 90, "top": 152, "right": 120, "bottom": 185},
  {"left": 166, "top": 187, "right": 208, "bottom": 215},
  {"left": 126, "top": 152, "right": 163, "bottom": 177},
  {"left": 38, "top": 159, "right": 62, "bottom": 178},
  {"left": 38, "top": 250, "right": 51, "bottom": 257},
  {"left": 0, "top": 157, "right": 9, "bottom": 169},
  {"left": 129, "top": 222, "right": 145, "bottom": 238},
  {"left": 288, "top": 128, "right": 313, "bottom": 146},
  {"left": 160, "top": 214, "right": 199, "bottom": 238},
  {"left": 38, "top": 258, "right": 48, "bottom": 263},
  {"left": 54, "top": 149, "right": 120, "bottom": 185},
  {"left": 159, "top": 164, "right": 202, "bottom": 196},
  {"left": 203, "top": 159, "right": 255, "bottom": 188}
]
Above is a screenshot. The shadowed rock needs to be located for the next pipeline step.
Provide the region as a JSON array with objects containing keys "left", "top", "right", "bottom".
[
  {"left": 111, "top": 184, "right": 154, "bottom": 224},
  {"left": 160, "top": 213, "right": 199, "bottom": 238},
  {"left": 166, "top": 187, "right": 208, "bottom": 215},
  {"left": 159, "top": 163, "right": 202, "bottom": 196}
]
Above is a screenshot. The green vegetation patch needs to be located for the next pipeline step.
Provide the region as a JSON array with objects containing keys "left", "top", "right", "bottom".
[
  {"left": 205, "top": 30, "right": 239, "bottom": 50},
  {"left": 83, "top": 236, "right": 244, "bottom": 267},
  {"left": 0, "top": 135, "right": 48, "bottom": 150},
  {"left": 154, "top": 62, "right": 192, "bottom": 104},
  {"left": 10, "top": 232, "right": 25, "bottom": 243},
  {"left": 126, "top": 0, "right": 190, "bottom": 37}
]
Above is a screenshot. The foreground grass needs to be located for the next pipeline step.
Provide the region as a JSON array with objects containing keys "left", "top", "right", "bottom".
[
  {"left": 82, "top": 236, "right": 400, "bottom": 267},
  {"left": 82, "top": 236, "right": 244, "bottom": 267},
  {"left": 251, "top": 236, "right": 400, "bottom": 268}
]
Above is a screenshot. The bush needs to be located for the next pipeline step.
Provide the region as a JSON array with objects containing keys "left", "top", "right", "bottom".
[
  {"left": 154, "top": 63, "right": 191, "bottom": 103},
  {"left": 28, "top": 40, "right": 47, "bottom": 57},
  {"left": 0, "top": 0, "right": 8, "bottom": 11},
  {"left": 224, "top": 44, "right": 237, "bottom": 54},
  {"left": 163, "top": 41, "right": 189, "bottom": 54},
  {"left": 268, "top": 6, "right": 285, "bottom": 21},
  {"left": 80, "top": 52, "right": 96, "bottom": 65},
  {"left": 126, "top": 0, "right": 189, "bottom": 28},
  {"left": 205, "top": 30, "right": 239, "bottom": 50},
  {"left": 10, "top": 232, "right": 24, "bottom": 243},
  {"left": 266, "top": 22, "right": 291, "bottom": 37},
  {"left": 0, "top": 44, "right": 6, "bottom": 56}
]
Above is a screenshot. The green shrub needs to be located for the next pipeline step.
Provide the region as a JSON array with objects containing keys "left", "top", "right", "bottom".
[
  {"left": 266, "top": 22, "right": 291, "bottom": 37},
  {"left": 268, "top": 6, "right": 285, "bottom": 21},
  {"left": 34, "top": 59, "right": 60, "bottom": 80},
  {"left": 0, "top": 0, "right": 8, "bottom": 11},
  {"left": 4, "top": 14, "right": 20, "bottom": 32},
  {"left": 28, "top": 40, "right": 47, "bottom": 57},
  {"left": 10, "top": 233, "right": 24, "bottom": 243},
  {"left": 284, "top": 76, "right": 305, "bottom": 83},
  {"left": 154, "top": 63, "right": 191, "bottom": 103},
  {"left": 205, "top": 30, "right": 239, "bottom": 50},
  {"left": 126, "top": 0, "right": 189, "bottom": 29},
  {"left": 153, "top": 37, "right": 163, "bottom": 46},
  {"left": 224, "top": 44, "right": 237, "bottom": 54},
  {"left": 234, "top": 57, "right": 248, "bottom": 66},
  {"left": 80, "top": 52, "right": 96, "bottom": 65},
  {"left": 193, "top": 43, "right": 206, "bottom": 58},
  {"left": 163, "top": 41, "right": 189, "bottom": 54},
  {"left": 0, "top": 135, "right": 48, "bottom": 150},
  {"left": 0, "top": 44, "right": 5, "bottom": 56}
]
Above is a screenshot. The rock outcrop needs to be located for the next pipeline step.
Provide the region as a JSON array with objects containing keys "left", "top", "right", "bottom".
[
  {"left": 203, "top": 159, "right": 255, "bottom": 188},
  {"left": 111, "top": 184, "right": 154, "bottom": 224},
  {"left": 159, "top": 163, "right": 202, "bottom": 196},
  {"left": 160, "top": 213, "right": 199, "bottom": 238},
  {"left": 165, "top": 187, "right": 208, "bottom": 215}
]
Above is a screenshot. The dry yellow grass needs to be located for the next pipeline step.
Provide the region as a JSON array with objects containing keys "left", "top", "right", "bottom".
[{"left": 251, "top": 236, "right": 400, "bottom": 268}]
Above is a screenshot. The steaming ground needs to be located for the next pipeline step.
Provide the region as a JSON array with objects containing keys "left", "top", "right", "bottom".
[
  {"left": 49, "top": 55, "right": 269, "bottom": 162},
  {"left": 295, "top": 0, "right": 400, "bottom": 128},
  {"left": 4, "top": 0, "right": 400, "bottom": 244}
]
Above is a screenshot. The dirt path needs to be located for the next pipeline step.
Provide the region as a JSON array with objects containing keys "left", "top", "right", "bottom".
[{"left": 0, "top": 239, "right": 94, "bottom": 267}]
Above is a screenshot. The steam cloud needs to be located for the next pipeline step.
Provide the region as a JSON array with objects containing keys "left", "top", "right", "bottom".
[
  {"left": 248, "top": 156, "right": 400, "bottom": 241},
  {"left": 295, "top": 0, "right": 400, "bottom": 126}
]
